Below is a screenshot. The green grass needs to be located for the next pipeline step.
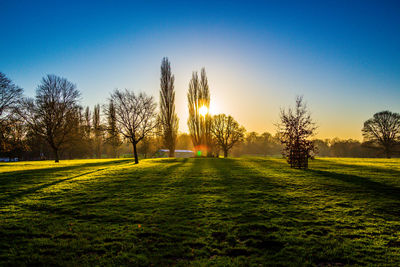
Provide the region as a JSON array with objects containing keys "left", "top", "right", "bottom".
[{"left": 1, "top": 157, "right": 400, "bottom": 266}]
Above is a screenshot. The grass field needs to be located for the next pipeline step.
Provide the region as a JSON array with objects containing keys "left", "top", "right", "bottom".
[{"left": 1, "top": 157, "right": 400, "bottom": 266}]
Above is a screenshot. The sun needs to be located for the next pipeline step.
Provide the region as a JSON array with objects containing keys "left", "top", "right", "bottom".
[{"left": 199, "top": 105, "right": 209, "bottom": 116}]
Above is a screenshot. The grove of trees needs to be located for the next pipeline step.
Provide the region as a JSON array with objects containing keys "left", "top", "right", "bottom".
[{"left": 0, "top": 58, "right": 399, "bottom": 164}]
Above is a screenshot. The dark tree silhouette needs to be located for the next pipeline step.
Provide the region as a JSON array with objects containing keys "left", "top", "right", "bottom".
[
  {"left": 200, "top": 69, "right": 213, "bottom": 156},
  {"left": 211, "top": 114, "right": 245, "bottom": 157},
  {"left": 277, "top": 96, "right": 317, "bottom": 169},
  {"left": 159, "top": 57, "right": 179, "bottom": 157},
  {"left": 188, "top": 72, "right": 201, "bottom": 149},
  {"left": 110, "top": 89, "right": 157, "bottom": 164},
  {"left": 362, "top": 111, "right": 400, "bottom": 158},
  {"left": 0, "top": 72, "right": 23, "bottom": 156},
  {"left": 83, "top": 106, "right": 93, "bottom": 157},
  {"left": 93, "top": 104, "right": 103, "bottom": 158},
  {"left": 104, "top": 100, "right": 121, "bottom": 158},
  {"left": 0, "top": 72, "right": 23, "bottom": 123},
  {"left": 18, "top": 75, "right": 80, "bottom": 162},
  {"left": 187, "top": 68, "right": 211, "bottom": 156}
]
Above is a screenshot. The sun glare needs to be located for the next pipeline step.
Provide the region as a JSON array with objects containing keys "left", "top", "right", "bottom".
[{"left": 199, "top": 105, "right": 209, "bottom": 116}]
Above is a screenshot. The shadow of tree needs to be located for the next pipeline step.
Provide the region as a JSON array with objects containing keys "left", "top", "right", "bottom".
[
  {"left": 0, "top": 168, "right": 108, "bottom": 204},
  {"left": 250, "top": 157, "right": 400, "bottom": 218},
  {"left": 0, "top": 159, "right": 132, "bottom": 204},
  {"left": 314, "top": 158, "right": 400, "bottom": 178}
]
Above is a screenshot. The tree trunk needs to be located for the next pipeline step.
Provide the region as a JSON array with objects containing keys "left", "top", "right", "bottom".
[
  {"left": 53, "top": 148, "right": 59, "bottom": 163},
  {"left": 224, "top": 149, "right": 228, "bottom": 158},
  {"left": 133, "top": 142, "right": 139, "bottom": 164},
  {"left": 168, "top": 147, "right": 175, "bottom": 157},
  {"left": 385, "top": 146, "right": 391, "bottom": 159}
]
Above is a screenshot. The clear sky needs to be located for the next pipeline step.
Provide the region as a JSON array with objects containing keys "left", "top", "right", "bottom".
[{"left": 1, "top": 0, "right": 399, "bottom": 140}]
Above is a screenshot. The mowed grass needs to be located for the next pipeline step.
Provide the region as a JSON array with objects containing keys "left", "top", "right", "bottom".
[{"left": 1, "top": 157, "right": 400, "bottom": 266}]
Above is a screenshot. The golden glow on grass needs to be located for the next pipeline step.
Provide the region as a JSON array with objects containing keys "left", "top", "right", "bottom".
[{"left": 199, "top": 105, "right": 209, "bottom": 116}]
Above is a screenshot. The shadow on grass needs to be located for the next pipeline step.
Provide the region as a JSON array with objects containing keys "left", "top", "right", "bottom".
[
  {"left": 0, "top": 159, "right": 132, "bottom": 205},
  {"left": 0, "top": 168, "right": 108, "bottom": 204},
  {"left": 135, "top": 159, "right": 206, "bottom": 262},
  {"left": 250, "top": 157, "right": 400, "bottom": 199},
  {"left": 206, "top": 158, "right": 296, "bottom": 259},
  {"left": 306, "top": 168, "right": 400, "bottom": 199},
  {"left": 251, "top": 157, "right": 400, "bottom": 218},
  {"left": 0, "top": 159, "right": 132, "bottom": 183},
  {"left": 314, "top": 158, "right": 400, "bottom": 176},
  {"left": 2, "top": 157, "right": 398, "bottom": 265},
  {"left": 305, "top": 168, "right": 400, "bottom": 218},
  {"left": 51, "top": 158, "right": 192, "bottom": 222}
]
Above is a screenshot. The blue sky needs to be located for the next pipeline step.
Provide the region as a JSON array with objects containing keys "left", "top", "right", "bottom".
[{"left": 1, "top": 0, "right": 399, "bottom": 139}]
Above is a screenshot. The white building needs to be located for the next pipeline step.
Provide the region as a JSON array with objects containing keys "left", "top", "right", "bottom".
[{"left": 156, "top": 149, "right": 194, "bottom": 158}]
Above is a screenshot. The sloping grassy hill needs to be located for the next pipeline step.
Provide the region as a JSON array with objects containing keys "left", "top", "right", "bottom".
[{"left": 1, "top": 157, "right": 400, "bottom": 266}]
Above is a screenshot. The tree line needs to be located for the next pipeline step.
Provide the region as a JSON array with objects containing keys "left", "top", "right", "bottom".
[{"left": 1, "top": 58, "right": 399, "bottom": 165}]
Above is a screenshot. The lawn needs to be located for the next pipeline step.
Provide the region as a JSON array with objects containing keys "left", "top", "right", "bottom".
[{"left": 1, "top": 157, "right": 400, "bottom": 266}]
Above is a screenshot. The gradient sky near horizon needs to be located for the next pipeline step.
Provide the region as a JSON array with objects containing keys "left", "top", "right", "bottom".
[{"left": 1, "top": 0, "right": 399, "bottom": 140}]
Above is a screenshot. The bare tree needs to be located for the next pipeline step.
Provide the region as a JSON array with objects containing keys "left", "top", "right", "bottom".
[
  {"left": 83, "top": 106, "right": 93, "bottom": 157},
  {"left": 211, "top": 114, "right": 245, "bottom": 157},
  {"left": 188, "top": 71, "right": 201, "bottom": 149},
  {"left": 277, "top": 96, "right": 317, "bottom": 169},
  {"left": 362, "top": 111, "right": 400, "bottom": 158},
  {"left": 0, "top": 72, "right": 23, "bottom": 117},
  {"left": 200, "top": 68, "right": 213, "bottom": 156},
  {"left": 93, "top": 104, "right": 103, "bottom": 158},
  {"left": 187, "top": 68, "right": 211, "bottom": 156},
  {"left": 0, "top": 72, "right": 24, "bottom": 156},
  {"left": 18, "top": 75, "right": 80, "bottom": 162},
  {"left": 104, "top": 100, "right": 122, "bottom": 158},
  {"left": 110, "top": 89, "right": 157, "bottom": 164},
  {"left": 159, "top": 57, "right": 179, "bottom": 157}
]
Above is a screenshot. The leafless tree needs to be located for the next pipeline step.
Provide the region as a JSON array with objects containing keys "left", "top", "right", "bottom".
[
  {"left": 200, "top": 69, "right": 213, "bottom": 156},
  {"left": 277, "top": 96, "right": 317, "bottom": 169},
  {"left": 18, "top": 75, "right": 80, "bottom": 162},
  {"left": 83, "top": 106, "right": 93, "bottom": 157},
  {"left": 0, "top": 72, "right": 23, "bottom": 114},
  {"left": 93, "top": 104, "right": 103, "bottom": 158},
  {"left": 0, "top": 72, "right": 23, "bottom": 132},
  {"left": 211, "top": 114, "right": 245, "bottom": 157},
  {"left": 187, "top": 68, "right": 211, "bottom": 156},
  {"left": 159, "top": 57, "right": 179, "bottom": 157},
  {"left": 362, "top": 111, "right": 400, "bottom": 158},
  {"left": 188, "top": 71, "right": 201, "bottom": 148},
  {"left": 110, "top": 89, "right": 157, "bottom": 164},
  {"left": 0, "top": 73, "right": 24, "bottom": 156},
  {"left": 103, "top": 100, "right": 122, "bottom": 158}
]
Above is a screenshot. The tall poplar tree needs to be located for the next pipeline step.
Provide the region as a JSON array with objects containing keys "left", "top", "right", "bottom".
[
  {"left": 187, "top": 68, "right": 211, "bottom": 156},
  {"left": 159, "top": 57, "right": 179, "bottom": 157},
  {"left": 93, "top": 104, "right": 102, "bottom": 158},
  {"left": 105, "top": 100, "right": 121, "bottom": 158}
]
